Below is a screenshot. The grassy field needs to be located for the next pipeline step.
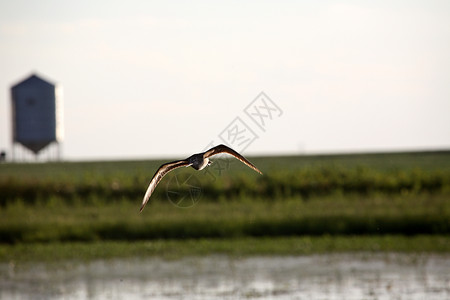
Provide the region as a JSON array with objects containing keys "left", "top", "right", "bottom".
[
  {"left": 1, "top": 236, "right": 449, "bottom": 262},
  {"left": 1, "top": 194, "right": 449, "bottom": 243},
  {"left": 1, "top": 150, "right": 449, "bottom": 205},
  {"left": 0, "top": 150, "right": 449, "bottom": 261}
]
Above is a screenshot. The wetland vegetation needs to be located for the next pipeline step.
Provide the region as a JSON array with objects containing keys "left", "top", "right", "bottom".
[{"left": 1, "top": 150, "right": 449, "bottom": 261}]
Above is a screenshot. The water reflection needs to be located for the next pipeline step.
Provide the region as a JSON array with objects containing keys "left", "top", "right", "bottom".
[{"left": 1, "top": 253, "right": 449, "bottom": 299}]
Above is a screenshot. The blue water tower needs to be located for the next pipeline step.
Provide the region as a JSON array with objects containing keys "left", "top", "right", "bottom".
[{"left": 11, "top": 73, "right": 64, "bottom": 160}]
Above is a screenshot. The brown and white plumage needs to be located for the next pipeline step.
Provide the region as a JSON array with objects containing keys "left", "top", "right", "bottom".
[{"left": 140, "top": 144, "right": 262, "bottom": 212}]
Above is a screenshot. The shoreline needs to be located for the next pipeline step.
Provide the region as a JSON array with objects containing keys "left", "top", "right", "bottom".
[{"left": 1, "top": 235, "right": 449, "bottom": 263}]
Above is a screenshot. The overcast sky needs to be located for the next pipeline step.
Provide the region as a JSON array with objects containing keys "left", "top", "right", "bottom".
[{"left": 1, "top": 1, "right": 449, "bottom": 160}]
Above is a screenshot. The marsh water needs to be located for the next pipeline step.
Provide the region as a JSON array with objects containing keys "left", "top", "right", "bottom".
[{"left": 1, "top": 253, "right": 449, "bottom": 299}]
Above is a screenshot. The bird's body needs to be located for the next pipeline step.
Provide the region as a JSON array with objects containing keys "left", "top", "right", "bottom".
[
  {"left": 140, "top": 144, "right": 262, "bottom": 212},
  {"left": 187, "top": 153, "right": 211, "bottom": 170}
]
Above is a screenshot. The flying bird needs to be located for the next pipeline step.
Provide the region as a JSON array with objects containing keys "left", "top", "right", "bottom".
[{"left": 140, "top": 144, "right": 262, "bottom": 212}]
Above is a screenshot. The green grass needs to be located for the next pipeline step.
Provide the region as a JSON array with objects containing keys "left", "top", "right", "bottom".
[
  {"left": 1, "top": 193, "right": 448, "bottom": 243},
  {"left": 1, "top": 235, "right": 449, "bottom": 263},
  {"left": 1, "top": 151, "right": 450, "bottom": 205},
  {"left": 0, "top": 150, "right": 449, "bottom": 260}
]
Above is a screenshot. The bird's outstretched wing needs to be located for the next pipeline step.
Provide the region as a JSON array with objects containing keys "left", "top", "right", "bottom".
[
  {"left": 203, "top": 144, "right": 262, "bottom": 175},
  {"left": 140, "top": 160, "right": 191, "bottom": 212}
]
